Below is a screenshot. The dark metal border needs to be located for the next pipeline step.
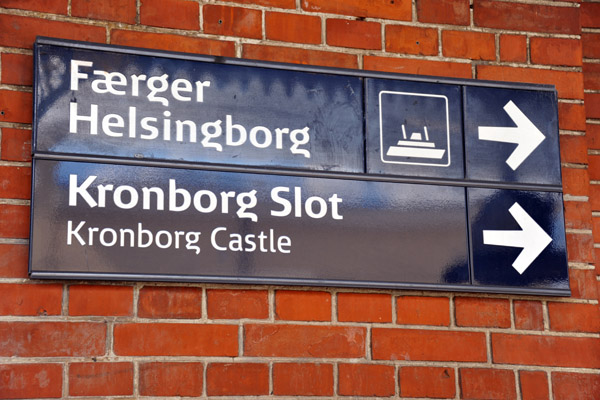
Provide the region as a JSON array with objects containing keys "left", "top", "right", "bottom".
[{"left": 29, "top": 271, "right": 570, "bottom": 297}]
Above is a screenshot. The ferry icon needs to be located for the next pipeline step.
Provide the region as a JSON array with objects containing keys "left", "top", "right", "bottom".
[{"left": 386, "top": 125, "right": 446, "bottom": 160}]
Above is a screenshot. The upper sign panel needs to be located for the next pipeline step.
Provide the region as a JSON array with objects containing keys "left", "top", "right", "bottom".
[
  {"left": 34, "top": 43, "right": 364, "bottom": 172},
  {"left": 365, "top": 79, "right": 464, "bottom": 179},
  {"left": 464, "top": 86, "right": 561, "bottom": 185}
]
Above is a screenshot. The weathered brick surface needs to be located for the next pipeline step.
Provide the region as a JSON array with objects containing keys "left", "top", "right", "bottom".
[
  {"left": 0, "top": 2, "right": 598, "bottom": 399},
  {"left": 139, "top": 362, "right": 204, "bottom": 397},
  {"left": 0, "top": 363, "right": 63, "bottom": 399}
]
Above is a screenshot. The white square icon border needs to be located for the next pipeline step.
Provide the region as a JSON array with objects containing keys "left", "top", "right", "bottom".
[{"left": 379, "top": 90, "right": 451, "bottom": 168}]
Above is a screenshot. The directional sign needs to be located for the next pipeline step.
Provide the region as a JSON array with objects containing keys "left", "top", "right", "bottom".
[
  {"left": 366, "top": 79, "right": 464, "bottom": 179},
  {"left": 464, "top": 86, "right": 561, "bottom": 185},
  {"left": 30, "top": 38, "right": 570, "bottom": 296},
  {"left": 34, "top": 43, "right": 364, "bottom": 173},
  {"left": 468, "top": 188, "right": 568, "bottom": 289},
  {"left": 30, "top": 159, "right": 470, "bottom": 287}
]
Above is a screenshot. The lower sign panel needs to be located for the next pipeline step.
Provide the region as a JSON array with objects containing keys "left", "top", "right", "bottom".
[{"left": 30, "top": 160, "right": 469, "bottom": 288}]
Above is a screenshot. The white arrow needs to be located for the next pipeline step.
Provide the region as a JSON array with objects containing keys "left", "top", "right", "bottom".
[
  {"left": 478, "top": 101, "right": 545, "bottom": 171},
  {"left": 483, "top": 202, "right": 552, "bottom": 274}
]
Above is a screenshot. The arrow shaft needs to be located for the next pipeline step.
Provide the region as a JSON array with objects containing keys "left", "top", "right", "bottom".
[
  {"left": 483, "top": 229, "right": 526, "bottom": 249},
  {"left": 478, "top": 126, "right": 522, "bottom": 144}
]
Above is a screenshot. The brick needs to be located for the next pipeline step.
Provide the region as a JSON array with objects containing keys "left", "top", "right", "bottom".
[
  {"left": 276, "top": 290, "right": 331, "bottom": 321},
  {"left": 499, "top": 35, "right": 527, "bottom": 63},
  {"left": 585, "top": 93, "right": 600, "bottom": 118},
  {"left": 385, "top": 25, "right": 438, "bottom": 56},
  {"left": 531, "top": 38, "right": 582, "bottom": 67},
  {"left": 561, "top": 168, "right": 589, "bottom": 197},
  {"left": 552, "top": 372, "right": 600, "bottom": 400},
  {"left": 590, "top": 155, "right": 600, "bottom": 180},
  {"left": 203, "top": 4, "right": 262, "bottom": 39},
  {"left": 0, "top": 363, "right": 62, "bottom": 399},
  {"left": 266, "top": 12, "right": 320, "bottom": 44},
  {"left": 0, "top": 322, "right": 105, "bottom": 357},
  {"left": 364, "top": 56, "right": 471, "bottom": 79},
  {"left": 0, "top": 14, "right": 105, "bottom": 49},
  {"left": 206, "top": 363, "right": 268, "bottom": 396},
  {"left": 139, "top": 362, "right": 203, "bottom": 397},
  {"left": 568, "top": 268, "right": 598, "bottom": 300},
  {"left": 69, "top": 285, "right": 132, "bottom": 316},
  {"left": 69, "top": 362, "right": 133, "bottom": 397},
  {"left": 273, "top": 363, "right": 333, "bottom": 396},
  {"left": 244, "top": 324, "right": 365, "bottom": 358},
  {"left": 514, "top": 300, "right": 544, "bottom": 331},
  {"left": 111, "top": 30, "right": 235, "bottom": 56},
  {"left": 548, "top": 302, "right": 600, "bottom": 333},
  {"left": 1, "top": 54, "right": 33, "bottom": 86},
  {"left": 243, "top": 44, "right": 358, "bottom": 68},
  {"left": 207, "top": 289, "right": 267, "bottom": 319},
  {"left": 0, "top": 90, "right": 32, "bottom": 124},
  {"left": 0, "top": 244, "right": 28, "bottom": 278},
  {"left": 326, "top": 19, "right": 381, "bottom": 50},
  {"left": 396, "top": 296, "right": 450, "bottom": 326},
  {"left": 581, "top": 3, "right": 600, "bottom": 28},
  {"left": 338, "top": 364, "right": 395, "bottom": 397},
  {"left": 442, "top": 30, "right": 495, "bottom": 61},
  {"left": 138, "top": 286, "right": 202, "bottom": 319},
  {"left": 591, "top": 185, "right": 600, "bottom": 210},
  {"left": 303, "top": 0, "right": 411, "bottom": 21},
  {"left": 416, "top": 0, "right": 469, "bottom": 25},
  {"left": 228, "top": 0, "right": 295, "bottom": 8},
  {"left": 584, "top": 63, "right": 600, "bottom": 91},
  {"left": 520, "top": 371, "right": 548, "bottom": 400},
  {"left": 1, "top": 128, "right": 32, "bottom": 162},
  {"left": 566, "top": 233, "right": 594, "bottom": 263},
  {"left": 372, "top": 328, "right": 487, "bottom": 362},
  {"left": 0, "top": 204, "right": 30, "bottom": 239},
  {"left": 474, "top": 1, "right": 579, "bottom": 35},
  {"left": 558, "top": 102, "right": 586, "bottom": 131},
  {"left": 460, "top": 368, "right": 516, "bottom": 400},
  {"left": 0, "top": 0, "right": 67, "bottom": 14},
  {"left": 455, "top": 297, "right": 510, "bottom": 328},
  {"left": 72, "top": 0, "right": 136, "bottom": 24},
  {"left": 0, "top": 283, "right": 62, "bottom": 316},
  {"left": 564, "top": 199, "right": 592, "bottom": 230},
  {"left": 477, "top": 66, "right": 584, "bottom": 100},
  {"left": 399, "top": 366, "right": 455, "bottom": 398},
  {"left": 588, "top": 124, "right": 600, "bottom": 150},
  {"left": 141, "top": 0, "right": 199, "bottom": 30},
  {"left": 0, "top": 166, "right": 31, "bottom": 199},
  {"left": 582, "top": 33, "right": 600, "bottom": 59},
  {"left": 492, "top": 333, "right": 600, "bottom": 368},
  {"left": 338, "top": 293, "right": 391, "bottom": 323},
  {"left": 114, "top": 323, "right": 237, "bottom": 356}
]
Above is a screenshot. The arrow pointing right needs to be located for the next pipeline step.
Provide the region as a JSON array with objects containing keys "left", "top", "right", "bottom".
[
  {"left": 478, "top": 101, "right": 545, "bottom": 171},
  {"left": 483, "top": 202, "right": 552, "bottom": 274}
]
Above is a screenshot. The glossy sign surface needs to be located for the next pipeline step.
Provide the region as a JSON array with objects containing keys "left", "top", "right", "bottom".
[
  {"left": 30, "top": 160, "right": 469, "bottom": 287},
  {"left": 365, "top": 79, "right": 464, "bottom": 179},
  {"left": 464, "top": 86, "right": 561, "bottom": 185},
  {"left": 35, "top": 44, "right": 364, "bottom": 172},
  {"left": 468, "top": 188, "right": 568, "bottom": 289}
]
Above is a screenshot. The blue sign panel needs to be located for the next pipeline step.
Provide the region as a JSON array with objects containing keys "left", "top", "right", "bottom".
[
  {"left": 30, "top": 37, "right": 570, "bottom": 296},
  {"left": 31, "top": 159, "right": 469, "bottom": 287},
  {"left": 464, "top": 86, "right": 561, "bottom": 185},
  {"left": 365, "top": 79, "right": 464, "bottom": 179},
  {"left": 468, "top": 188, "right": 568, "bottom": 290},
  {"left": 35, "top": 44, "right": 364, "bottom": 172}
]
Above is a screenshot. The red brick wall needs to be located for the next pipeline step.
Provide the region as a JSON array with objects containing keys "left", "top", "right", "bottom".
[{"left": 0, "top": 0, "right": 599, "bottom": 398}]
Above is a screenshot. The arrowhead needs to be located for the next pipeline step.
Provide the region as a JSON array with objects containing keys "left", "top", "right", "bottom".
[
  {"left": 478, "top": 101, "right": 545, "bottom": 171},
  {"left": 482, "top": 202, "right": 552, "bottom": 274},
  {"left": 503, "top": 101, "right": 545, "bottom": 171}
]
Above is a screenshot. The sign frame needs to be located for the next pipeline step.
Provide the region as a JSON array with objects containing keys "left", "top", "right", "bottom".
[{"left": 30, "top": 37, "right": 569, "bottom": 297}]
